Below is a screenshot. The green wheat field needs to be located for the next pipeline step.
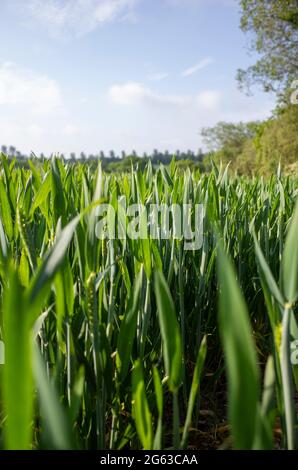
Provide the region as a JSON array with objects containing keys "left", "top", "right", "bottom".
[{"left": 0, "top": 153, "right": 297, "bottom": 450}]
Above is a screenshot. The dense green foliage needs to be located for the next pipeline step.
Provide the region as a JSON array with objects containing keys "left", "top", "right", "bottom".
[
  {"left": 201, "top": 105, "right": 298, "bottom": 175},
  {"left": 0, "top": 154, "right": 297, "bottom": 450}
]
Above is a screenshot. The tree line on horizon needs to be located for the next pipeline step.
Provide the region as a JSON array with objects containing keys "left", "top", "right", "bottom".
[{"left": 0, "top": 145, "right": 205, "bottom": 168}]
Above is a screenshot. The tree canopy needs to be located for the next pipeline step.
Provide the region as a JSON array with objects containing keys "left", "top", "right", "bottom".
[{"left": 237, "top": 0, "right": 298, "bottom": 97}]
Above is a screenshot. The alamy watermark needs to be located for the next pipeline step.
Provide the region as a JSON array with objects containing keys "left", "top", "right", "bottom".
[
  {"left": 0, "top": 340, "right": 4, "bottom": 365},
  {"left": 291, "top": 340, "right": 298, "bottom": 365},
  {"left": 94, "top": 199, "right": 205, "bottom": 250},
  {"left": 290, "top": 79, "right": 298, "bottom": 104}
]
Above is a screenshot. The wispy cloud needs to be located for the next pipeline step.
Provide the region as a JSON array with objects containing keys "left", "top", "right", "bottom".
[
  {"left": 15, "top": 0, "right": 139, "bottom": 37},
  {"left": 108, "top": 82, "right": 222, "bottom": 112},
  {"left": 166, "top": 0, "right": 235, "bottom": 7},
  {"left": 109, "top": 82, "right": 189, "bottom": 107},
  {"left": 181, "top": 57, "right": 214, "bottom": 77},
  {"left": 147, "top": 72, "right": 169, "bottom": 82}
]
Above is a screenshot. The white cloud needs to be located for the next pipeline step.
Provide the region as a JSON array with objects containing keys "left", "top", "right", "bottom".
[
  {"left": 0, "top": 122, "right": 44, "bottom": 140},
  {"left": 181, "top": 57, "right": 214, "bottom": 77},
  {"left": 196, "top": 90, "right": 221, "bottom": 110},
  {"left": 118, "top": 10, "right": 139, "bottom": 23},
  {"left": 63, "top": 124, "right": 79, "bottom": 136},
  {"left": 107, "top": 82, "right": 273, "bottom": 133},
  {"left": 26, "top": 125, "right": 44, "bottom": 138},
  {"left": 109, "top": 82, "right": 189, "bottom": 107},
  {"left": 0, "top": 61, "right": 77, "bottom": 154},
  {"left": 109, "top": 82, "right": 223, "bottom": 112},
  {"left": 147, "top": 72, "right": 169, "bottom": 81},
  {"left": 0, "top": 62, "right": 62, "bottom": 114},
  {"left": 18, "top": 0, "right": 139, "bottom": 37}
]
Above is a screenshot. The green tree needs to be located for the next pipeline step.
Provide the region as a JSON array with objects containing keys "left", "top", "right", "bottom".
[
  {"left": 201, "top": 106, "right": 298, "bottom": 175},
  {"left": 201, "top": 121, "right": 259, "bottom": 160},
  {"left": 251, "top": 104, "right": 298, "bottom": 170},
  {"left": 237, "top": 0, "right": 298, "bottom": 96}
]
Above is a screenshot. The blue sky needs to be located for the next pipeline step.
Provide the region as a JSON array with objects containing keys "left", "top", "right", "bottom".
[{"left": 0, "top": 0, "right": 275, "bottom": 156}]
